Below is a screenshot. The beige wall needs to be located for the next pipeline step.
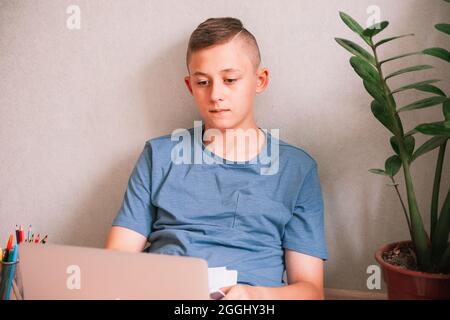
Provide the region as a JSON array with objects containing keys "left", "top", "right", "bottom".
[{"left": 1, "top": 0, "right": 449, "bottom": 291}]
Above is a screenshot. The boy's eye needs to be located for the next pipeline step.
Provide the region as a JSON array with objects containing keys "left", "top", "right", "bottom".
[{"left": 196, "top": 79, "right": 238, "bottom": 86}]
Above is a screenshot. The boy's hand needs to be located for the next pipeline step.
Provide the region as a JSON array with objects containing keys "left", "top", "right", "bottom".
[{"left": 220, "top": 284, "right": 262, "bottom": 300}]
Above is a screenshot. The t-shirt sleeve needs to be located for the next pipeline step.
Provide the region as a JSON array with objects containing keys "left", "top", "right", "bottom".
[
  {"left": 282, "top": 163, "right": 328, "bottom": 260},
  {"left": 112, "top": 142, "right": 155, "bottom": 238}
]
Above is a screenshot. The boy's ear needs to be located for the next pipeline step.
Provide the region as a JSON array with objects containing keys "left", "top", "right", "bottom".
[
  {"left": 255, "top": 68, "right": 269, "bottom": 94},
  {"left": 184, "top": 76, "right": 194, "bottom": 96}
]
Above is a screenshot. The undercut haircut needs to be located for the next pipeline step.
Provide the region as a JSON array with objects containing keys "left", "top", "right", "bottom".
[{"left": 186, "top": 17, "right": 261, "bottom": 73}]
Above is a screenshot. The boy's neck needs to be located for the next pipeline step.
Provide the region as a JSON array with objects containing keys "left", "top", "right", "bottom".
[{"left": 202, "top": 122, "right": 266, "bottom": 162}]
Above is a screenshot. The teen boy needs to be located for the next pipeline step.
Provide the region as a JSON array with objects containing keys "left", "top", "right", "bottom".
[{"left": 106, "top": 17, "right": 327, "bottom": 300}]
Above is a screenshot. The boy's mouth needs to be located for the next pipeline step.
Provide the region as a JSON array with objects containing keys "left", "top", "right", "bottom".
[
  {"left": 209, "top": 109, "right": 230, "bottom": 114},
  {"left": 209, "top": 109, "right": 230, "bottom": 115}
]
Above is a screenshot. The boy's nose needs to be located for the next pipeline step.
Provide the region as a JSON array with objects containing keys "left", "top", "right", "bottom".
[{"left": 210, "top": 81, "right": 225, "bottom": 102}]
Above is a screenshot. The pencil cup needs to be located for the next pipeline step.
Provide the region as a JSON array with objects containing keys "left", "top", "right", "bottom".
[{"left": 0, "top": 258, "right": 23, "bottom": 300}]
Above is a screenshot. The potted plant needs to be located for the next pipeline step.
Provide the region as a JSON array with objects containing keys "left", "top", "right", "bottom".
[{"left": 335, "top": 3, "right": 450, "bottom": 299}]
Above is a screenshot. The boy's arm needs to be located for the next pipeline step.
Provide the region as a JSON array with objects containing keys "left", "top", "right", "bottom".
[
  {"left": 105, "top": 226, "right": 147, "bottom": 252},
  {"left": 274, "top": 249, "right": 324, "bottom": 299},
  {"left": 222, "top": 249, "right": 324, "bottom": 300}
]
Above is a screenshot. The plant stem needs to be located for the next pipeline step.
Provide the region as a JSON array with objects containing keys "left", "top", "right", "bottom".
[
  {"left": 432, "top": 186, "right": 450, "bottom": 266},
  {"left": 431, "top": 142, "right": 447, "bottom": 240},
  {"left": 437, "top": 245, "right": 450, "bottom": 272},
  {"left": 390, "top": 176, "right": 412, "bottom": 234}
]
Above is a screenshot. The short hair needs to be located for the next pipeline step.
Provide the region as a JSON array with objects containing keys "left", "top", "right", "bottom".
[{"left": 186, "top": 17, "right": 261, "bottom": 73}]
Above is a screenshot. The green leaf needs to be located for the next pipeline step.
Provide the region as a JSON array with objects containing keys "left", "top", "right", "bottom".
[
  {"left": 380, "top": 51, "right": 422, "bottom": 65},
  {"left": 423, "top": 48, "right": 450, "bottom": 62},
  {"left": 415, "top": 121, "right": 450, "bottom": 136},
  {"left": 350, "top": 56, "right": 381, "bottom": 84},
  {"left": 435, "top": 23, "right": 450, "bottom": 35},
  {"left": 411, "top": 135, "right": 449, "bottom": 162},
  {"left": 414, "top": 84, "right": 446, "bottom": 97},
  {"left": 375, "top": 33, "right": 414, "bottom": 48},
  {"left": 444, "top": 99, "right": 450, "bottom": 120},
  {"left": 362, "top": 21, "right": 389, "bottom": 37},
  {"left": 363, "top": 80, "right": 386, "bottom": 104},
  {"left": 371, "top": 100, "right": 396, "bottom": 134},
  {"left": 385, "top": 65, "right": 433, "bottom": 80},
  {"left": 391, "top": 79, "right": 441, "bottom": 94},
  {"left": 405, "top": 128, "right": 418, "bottom": 136},
  {"left": 404, "top": 135, "right": 415, "bottom": 158},
  {"left": 339, "top": 12, "right": 371, "bottom": 45},
  {"left": 385, "top": 155, "right": 402, "bottom": 176},
  {"left": 339, "top": 11, "right": 364, "bottom": 34},
  {"left": 390, "top": 136, "right": 400, "bottom": 155},
  {"left": 368, "top": 168, "right": 389, "bottom": 176},
  {"left": 335, "top": 38, "right": 376, "bottom": 65},
  {"left": 397, "top": 96, "right": 448, "bottom": 113}
]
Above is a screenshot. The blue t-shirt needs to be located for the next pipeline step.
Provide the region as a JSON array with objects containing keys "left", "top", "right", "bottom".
[{"left": 112, "top": 123, "right": 328, "bottom": 287}]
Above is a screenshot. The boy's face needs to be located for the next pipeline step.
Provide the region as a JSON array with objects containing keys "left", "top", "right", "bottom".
[{"left": 184, "top": 38, "right": 269, "bottom": 130}]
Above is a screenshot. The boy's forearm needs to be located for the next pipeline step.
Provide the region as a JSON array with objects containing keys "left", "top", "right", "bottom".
[{"left": 256, "top": 281, "right": 324, "bottom": 300}]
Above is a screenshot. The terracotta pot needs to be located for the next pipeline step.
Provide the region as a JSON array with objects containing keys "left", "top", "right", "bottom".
[{"left": 375, "top": 241, "right": 450, "bottom": 300}]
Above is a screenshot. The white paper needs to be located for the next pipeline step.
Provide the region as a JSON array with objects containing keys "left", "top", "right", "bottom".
[{"left": 207, "top": 266, "right": 238, "bottom": 293}]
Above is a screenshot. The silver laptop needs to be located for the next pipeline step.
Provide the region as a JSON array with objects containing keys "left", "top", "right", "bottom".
[{"left": 18, "top": 243, "right": 210, "bottom": 300}]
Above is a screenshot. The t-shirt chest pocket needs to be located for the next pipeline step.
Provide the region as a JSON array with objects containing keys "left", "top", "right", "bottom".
[{"left": 234, "top": 193, "right": 292, "bottom": 238}]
